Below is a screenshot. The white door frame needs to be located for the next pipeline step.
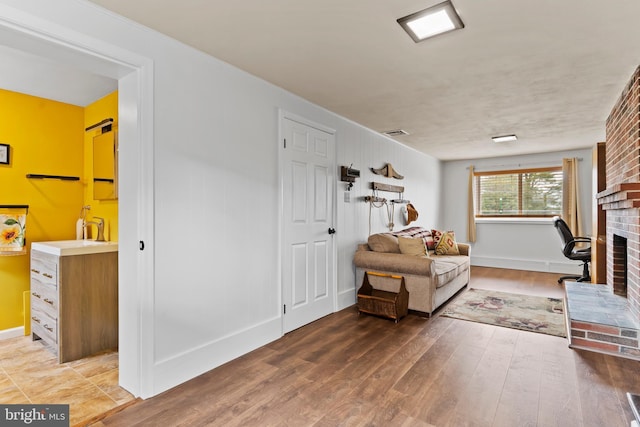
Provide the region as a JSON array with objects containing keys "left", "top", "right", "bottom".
[
  {"left": 278, "top": 109, "right": 338, "bottom": 333},
  {"left": 0, "top": 5, "right": 155, "bottom": 398}
]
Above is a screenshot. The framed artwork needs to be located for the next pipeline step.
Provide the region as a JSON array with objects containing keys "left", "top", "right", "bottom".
[{"left": 0, "top": 144, "right": 9, "bottom": 165}]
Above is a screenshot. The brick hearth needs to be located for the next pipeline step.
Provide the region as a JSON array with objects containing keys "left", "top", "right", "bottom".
[{"left": 565, "top": 282, "right": 640, "bottom": 361}]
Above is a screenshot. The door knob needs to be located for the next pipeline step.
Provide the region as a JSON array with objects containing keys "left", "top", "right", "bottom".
[{"left": 328, "top": 228, "right": 336, "bottom": 235}]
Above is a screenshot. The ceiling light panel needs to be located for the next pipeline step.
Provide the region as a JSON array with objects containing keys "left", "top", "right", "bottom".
[{"left": 398, "top": 1, "right": 464, "bottom": 43}]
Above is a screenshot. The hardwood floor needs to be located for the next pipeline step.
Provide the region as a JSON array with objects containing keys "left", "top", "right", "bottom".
[{"left": 93, "top": 267, "right": 640, "bottom": 426}]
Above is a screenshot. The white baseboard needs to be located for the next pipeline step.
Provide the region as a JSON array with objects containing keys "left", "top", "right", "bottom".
[
  {"left": 0, "top": 326, "right": 24, "bottom": 341},
  {"left": 337, "top": 287, "right": 356, "bottom": 310},
  {"left": 471, "top": 256, "right": 582, "bottom": 275},
  {"left": 150, "top": 316, "right": 281, "bottom": 397}
]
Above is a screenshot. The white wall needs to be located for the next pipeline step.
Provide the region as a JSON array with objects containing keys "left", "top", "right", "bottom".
[
  {"left": 336, "top": 126, "right": 441, "bottom": 307},
  {"left": 442, "top": 148, "right": 594, "bottom": 274},
  {"left": 0, "top": 0, "right": 442, "bottom": 397}
]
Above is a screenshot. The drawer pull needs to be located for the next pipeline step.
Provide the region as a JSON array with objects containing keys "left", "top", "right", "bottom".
[
  {"left": 31, "top": 269, "right": 40, "bottom": 274},
  {"left": 42, "top": 273, "right": 53, "bottom": 279},
  {"left": 44, "top": 298, "right": 54, "bottom": 305},
  {"left": 32, "top": 292, "right": 41, "bottom": 298},
  {"left": 31, "top": 316, "right": 41, "bottom": 324},
  {"left": 44, "top": 324, "right": 54, "bottom": 332}
]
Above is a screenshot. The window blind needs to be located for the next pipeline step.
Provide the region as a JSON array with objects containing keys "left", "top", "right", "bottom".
[{"left": 474, "top": 167, "right": 563, "bottom": 217}]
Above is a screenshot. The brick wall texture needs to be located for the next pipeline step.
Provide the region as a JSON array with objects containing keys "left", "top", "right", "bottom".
[{"left": 604, "top": 65, "right": 640, "bottom": 321}]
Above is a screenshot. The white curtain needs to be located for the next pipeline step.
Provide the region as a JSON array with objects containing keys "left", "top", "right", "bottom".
[
  {"left": 562, "top": 158, "right": 582, "bottom": 236},
  {"left": 467, "top": 165, "right": 477, "bottom": 243}
]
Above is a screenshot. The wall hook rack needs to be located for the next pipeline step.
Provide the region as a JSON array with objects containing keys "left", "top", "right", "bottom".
[
  {"left": 340, "top": 165, "right": 360, "bottom": 191},
  {"left": 371, "top": 182, "right": 404, "bottom": 193}
]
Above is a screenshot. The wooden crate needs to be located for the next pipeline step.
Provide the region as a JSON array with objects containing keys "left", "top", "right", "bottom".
[{"left": 357, "top": 271, "right": 409, "bottom": 322}]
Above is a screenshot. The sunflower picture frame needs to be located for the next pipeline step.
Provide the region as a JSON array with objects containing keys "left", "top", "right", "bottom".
[
  {"left": 0, "top": 212, "right": 26, "bottom": 255},
  {"left": 0, "top": 144, "right": 9, "bottom": 165}
]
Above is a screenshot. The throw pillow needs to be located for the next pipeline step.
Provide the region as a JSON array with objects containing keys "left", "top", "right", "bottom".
[
  {"left": 435, "top": 231, "right": 460, "bottom": 255},
  {"left": 431, "top": 229, "right": 454, "bottom": 247},
  {"left": 398, "top": 236, "right": 428, "bottom": 257},
  {"left": 393, "top": 227, "right": 434, "bottom": 253},
  {"left": 368, "top": 233, "right": 400, "bottom": 253}
]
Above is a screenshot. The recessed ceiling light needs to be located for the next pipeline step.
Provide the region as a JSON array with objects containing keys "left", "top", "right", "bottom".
[
  {"left": 397, "top": 1, "right": 464, "bottom": 43},
  {"left": 492, "top": 134, "right": 518, "bottom": 143}
]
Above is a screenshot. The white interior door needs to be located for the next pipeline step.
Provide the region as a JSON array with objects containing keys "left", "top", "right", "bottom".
[{"left": 282, "top": 116, "right": 335, "bottom": 333}]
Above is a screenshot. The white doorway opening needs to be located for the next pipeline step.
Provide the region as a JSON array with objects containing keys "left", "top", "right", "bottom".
[{"left": 0, "top": 6, "right": 154, "bottom": 398}]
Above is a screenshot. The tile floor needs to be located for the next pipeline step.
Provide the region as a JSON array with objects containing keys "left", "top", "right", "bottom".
[{"left": 0, "top": 336, "right": 136, "bottom": 426}]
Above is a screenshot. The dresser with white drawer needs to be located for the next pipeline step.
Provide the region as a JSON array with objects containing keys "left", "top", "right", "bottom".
[{"left": 30, "top": 241, "right": 118, "bottom": 363}]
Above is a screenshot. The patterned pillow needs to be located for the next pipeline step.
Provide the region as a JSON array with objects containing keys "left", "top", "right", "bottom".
[
  {"left": 431, "top": 229, "right": 453, "bottom": 247},
  {"left": 398, "top": 236, "right": 428, "bottom": 257},
  {"left": 435, "top": 231, "right": 460, "bottom": 255}
]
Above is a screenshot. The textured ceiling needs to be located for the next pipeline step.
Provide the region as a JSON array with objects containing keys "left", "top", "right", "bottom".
[{"left": 10, "top": 0, "right": 640, "bottom": 160}]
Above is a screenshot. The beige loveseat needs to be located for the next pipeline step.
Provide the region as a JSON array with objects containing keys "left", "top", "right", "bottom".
[{"left": 354, "top": 228, "right": 470, "bottom": 316}]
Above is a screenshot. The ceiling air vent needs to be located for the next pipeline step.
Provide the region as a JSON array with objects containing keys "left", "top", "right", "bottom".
[{"left": 382, "top": 129, "right": 409, "bottom": 137}]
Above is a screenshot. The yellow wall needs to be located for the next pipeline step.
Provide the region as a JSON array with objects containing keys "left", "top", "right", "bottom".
[
  {"left": 0, "top": 89, "right": 84, "bottom": 330},
  {"left": 83, "top": 91, "right": 118, "bottom": 241},
  {"left": 0, "top": 89, "right": 118, "bottom": 332}
]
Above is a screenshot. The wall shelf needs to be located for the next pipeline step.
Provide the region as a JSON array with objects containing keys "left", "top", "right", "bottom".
[{"left": 26, "top": 174, "right": 80, "bottom": 181}]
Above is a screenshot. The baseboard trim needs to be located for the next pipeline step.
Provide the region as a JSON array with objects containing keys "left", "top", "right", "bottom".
[
  {"left": 0, "top": 326, "right": 24, "bottom": 341},
  {"left": 337, "top": 287, "right": 356, "bottom": 311},
  {"left": 151, "top": 316, "right": 281, "bottom": 397},
  {"left": 471, "top": 256, "right": 582, "bottom": 275}
]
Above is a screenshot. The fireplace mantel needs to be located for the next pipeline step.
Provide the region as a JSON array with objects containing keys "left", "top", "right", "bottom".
[{"left": 597, "top": 182, "right": 640, "bottom": 210}]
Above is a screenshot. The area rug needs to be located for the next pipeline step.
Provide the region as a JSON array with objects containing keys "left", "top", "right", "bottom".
[{"left": 441, "top": 288, "right": 566, "bottom": 337}]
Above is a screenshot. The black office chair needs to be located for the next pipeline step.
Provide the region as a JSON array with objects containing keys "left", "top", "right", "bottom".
[{"left": 553, "top": 216, "right": 591, "bottom": 284}]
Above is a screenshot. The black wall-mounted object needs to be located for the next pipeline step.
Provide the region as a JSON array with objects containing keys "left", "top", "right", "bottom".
[
  {"left": 85, "top": 118, "right": 114, "bottom": 133},
  {"left": 26, "top": 174, "right": 80, "bottom": 181}
]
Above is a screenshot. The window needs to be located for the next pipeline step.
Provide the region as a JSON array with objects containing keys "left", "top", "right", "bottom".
[{"left": 474, "top": 167, "right": 563, "bottom": 217}]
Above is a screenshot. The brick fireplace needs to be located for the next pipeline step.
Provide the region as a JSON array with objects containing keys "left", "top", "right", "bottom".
[
  {"left": 598, "top": 65, "right": 640, "bottom": 323},
  {"left": 565, "top": 66, "right": 640, "bottom": 361}
]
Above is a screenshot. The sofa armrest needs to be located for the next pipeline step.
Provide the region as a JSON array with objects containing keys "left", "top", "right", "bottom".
[
  {"left": 457, "top": 243, "right": 470, "bottom": 256},
  {"left": 354, "top": 250, "right": 434, "bottom": 276}
]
